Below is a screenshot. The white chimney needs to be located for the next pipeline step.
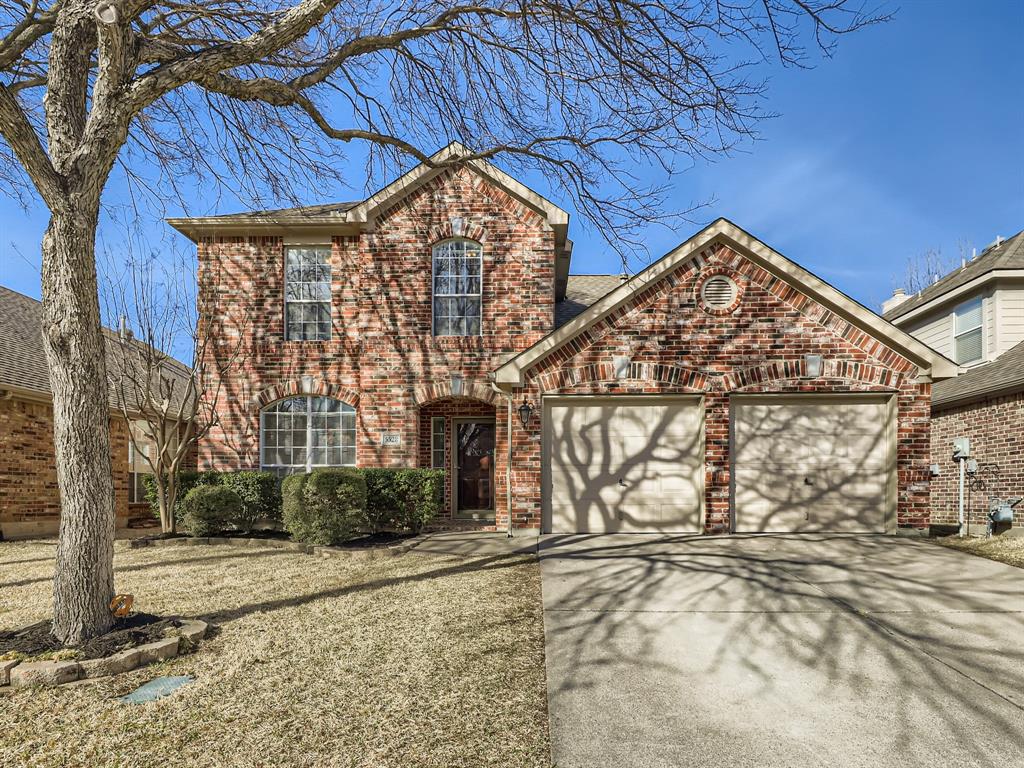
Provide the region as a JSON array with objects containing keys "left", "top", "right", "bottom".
[{"left": 882, "top": 288, "right": 911, "bottom": 314}]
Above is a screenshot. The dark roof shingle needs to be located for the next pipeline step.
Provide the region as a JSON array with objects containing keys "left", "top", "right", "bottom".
[
  {"left": 933, "top": 340, "right": 1024, "bottom": 408},
  {"left": 884, "top": 230, "right": 1024, "bottom": 321},
  {"left": 555, "top": 274, "right": 624, "bottom": 327},
  {"left": 0, "top": 286, "right": 192, "bottom": 412}
]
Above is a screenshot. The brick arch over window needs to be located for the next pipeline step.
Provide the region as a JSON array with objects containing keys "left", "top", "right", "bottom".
[
  {"left": 724, "top": 359, "right": 906, "bottom": 392},
  {"left": 252, "top": 378, "right": 360, "bottom": 410},
  {"left": 427, "top": 220, "right": 488, "bottom": 245},
  {"left": 412, "top": 379, "right": 500, "bottom": 406},
  {"left": 536, "top": 362, "right": 711, "bottom": 394}
]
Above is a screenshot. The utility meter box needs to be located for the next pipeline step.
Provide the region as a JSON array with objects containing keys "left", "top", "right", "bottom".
[{"left": 952, "top": 437, "right": 971, "bottom": 460}]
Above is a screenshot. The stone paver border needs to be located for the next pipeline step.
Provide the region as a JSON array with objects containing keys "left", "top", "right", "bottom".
[
  {"left": 1, "top": 619, "right": 209, "bottom": 689},
  {"left": 127, "top": 534, "right": 424, "bottom": 559}
]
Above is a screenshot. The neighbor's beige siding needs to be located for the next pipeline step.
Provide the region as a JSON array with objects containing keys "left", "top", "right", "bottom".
[
  {"left": 995, "top": 283, "right": 1024, "bottom": 357},
  {"left": 905, "top": 310, "right": 954, "bottom": 359}
]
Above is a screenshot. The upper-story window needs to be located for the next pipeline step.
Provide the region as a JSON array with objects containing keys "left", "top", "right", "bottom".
[
  {"left": 953, "top": 297, "right": 983, "bottom": 365},
  {"left": 432, "top": 239, "right": 482, "bottom": 336},
  {"left": 285, "top": 246, "right": 331, "bottom": 341}
]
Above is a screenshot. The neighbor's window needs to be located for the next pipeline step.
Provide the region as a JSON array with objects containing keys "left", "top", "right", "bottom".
[
  {"left": 431, "top": 417, "right": 446, "bottom": 468},
  {"left": 127, "top": 441, "right": 150, "bottom": 504},
  {"left": 285, "top": 246, "right": 331, "bottom": 341},
  {"left": 953, "top": 297, "right": 983, "bottom": 365},
  {"left": 260, "top": 396, "right": 355, "bottom": 475},
  {"left": 432, "top": 239, "right": 482, "bottom": 335},
  {"left": 128, "top": 472, "right": 149, "bottom": 504}
]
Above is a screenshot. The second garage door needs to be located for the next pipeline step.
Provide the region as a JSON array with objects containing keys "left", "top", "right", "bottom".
[
  {"left": 732, "top": 395, "right": 895, "bottom": 533},
  {"left": 545, "top": 396, "right": 704, "bottom": 533}
]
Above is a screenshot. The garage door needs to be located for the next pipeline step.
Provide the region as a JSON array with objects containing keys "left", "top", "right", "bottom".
[
  {"left": 545, "top": 397, "right": 704, "bottom": 533},
  {"left": 732, "top": 396, "right": 894, "bottom": 533}
]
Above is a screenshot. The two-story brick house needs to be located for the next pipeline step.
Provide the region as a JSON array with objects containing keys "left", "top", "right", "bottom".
[
  {"left": 884, "top": 230, "right": 1024, "bottom": 531},
  {"left": 171, "top": 143, "right": 956, "bottom": 535}
]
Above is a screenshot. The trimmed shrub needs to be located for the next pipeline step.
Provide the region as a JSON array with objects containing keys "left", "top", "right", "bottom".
[
  {"left": 283, "top": 468, "right": 368, "bottom": 546},
  {"left": 362, "top": 468, "right": 401, "bottom": 533},
  {"left": 220, "top": 471, "right": 282, "bottom": 531},
  {"left": 180, "top": 485, "right": 241, "bottom": 537},
  {"left": 364, "top": 468, "right": 444, "bottom": 534},
  {"left": 144, "top": 470, "right": 221, "bottom": 522},
  {"left": 391, "top": 469, "right": 444, "bottom": 534}
]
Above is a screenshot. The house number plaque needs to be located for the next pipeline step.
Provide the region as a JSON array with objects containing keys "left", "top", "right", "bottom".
[{"left": 380, "top": 432, "right": 402, "bottom": 447}]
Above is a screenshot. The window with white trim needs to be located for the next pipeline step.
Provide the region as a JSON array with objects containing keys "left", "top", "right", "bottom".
[
  {"left": 260, "top": 396, "right": 355, "bottom": 476},
  {"left": 953, "top": 297, "right": 983, "bottom": 365},
  {"left": 432, "top": 239, "right": 482, "bottom": 335},
  {"left": 128, "top": 440, "right": 151, "bottom": 504},
  {"left": 431, "top": 417, "right": 446, "bottom": 468},
  {"left": 285, "top": 246, "right": 331, "bottom": 341}
]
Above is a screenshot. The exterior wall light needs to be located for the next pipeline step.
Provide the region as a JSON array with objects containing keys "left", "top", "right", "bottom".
[
  {"left": 517, "top": 399, "right": 535, "bottom": 429},
  {"left": 803, "top": 354, "right": 823, "bottom": 378},
  {"left": 450, "top": 373, "right": 464, "bottom": 397}
]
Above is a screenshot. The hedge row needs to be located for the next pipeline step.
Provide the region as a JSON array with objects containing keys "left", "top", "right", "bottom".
[
  {"left": 143, "top": 470, "right": 282, "bottom": 532},
  {"left": 156, "top": 467, "right": 444, "bottom": 544}
]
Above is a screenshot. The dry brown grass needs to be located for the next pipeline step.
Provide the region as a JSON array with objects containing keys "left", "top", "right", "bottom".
[
  {"left": 0, "top": 540, "right": 550, "bottom": 768},
  {"left": 935, "top": 534, "right": 1024, "bottom": 569}
]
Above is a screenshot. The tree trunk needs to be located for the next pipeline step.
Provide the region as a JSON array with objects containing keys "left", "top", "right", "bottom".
[{"left": 42, "top": 205, "right": 116, "bottom": 646}]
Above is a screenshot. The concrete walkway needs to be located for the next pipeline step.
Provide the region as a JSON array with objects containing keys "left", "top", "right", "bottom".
[
  {"left": 539, "top": 534, "right": 1024, "bottom": 768},
  {"left": 411, "top": 531, "right": 539, "bottom": 557}
]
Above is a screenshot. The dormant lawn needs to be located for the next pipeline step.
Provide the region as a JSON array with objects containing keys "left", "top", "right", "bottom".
[{"left": 0, "top": 540, "right": 550, "bottom": 768}]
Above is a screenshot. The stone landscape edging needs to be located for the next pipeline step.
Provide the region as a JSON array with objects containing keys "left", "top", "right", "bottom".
[
  {"left": 1, "top": 619, "right": 209, "bottom": 689},
  {"left": 127, "top": 534, "right": 425, "bottom": 559}
]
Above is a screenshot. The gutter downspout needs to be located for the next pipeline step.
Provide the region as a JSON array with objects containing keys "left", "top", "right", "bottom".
[{"left": 491, "top": 381, "right": 515, "bottom": 539}]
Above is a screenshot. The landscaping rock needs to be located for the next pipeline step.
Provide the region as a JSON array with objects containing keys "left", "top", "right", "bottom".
[
  {"left": 137, "top": 637, "right": 180, "bottom": 665},
  {"left": 80, "top": 649, "right": 141, "bottom": 679},
  {"left": 1, "top": 658, "right": 20, "bottom": 685},
  {"left": 10, "top": 659, "right": 82, "bottom": 688},
  {"left": 176, "top": 620, "right": 208, "bottom": 644}
]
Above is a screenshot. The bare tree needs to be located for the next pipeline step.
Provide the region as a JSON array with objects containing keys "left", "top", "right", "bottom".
[
  {"left": 104, "top": 250, "right": 244, "bottom": 535},
  {"left": 896, "top": 239, "right": 975, "bottom": 294},
  {"left": 0, "top": 0, "right": 885, "bottom": 643}
]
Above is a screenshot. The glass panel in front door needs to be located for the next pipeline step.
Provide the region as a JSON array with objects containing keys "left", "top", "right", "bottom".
[{"left": 456, "top": 422, "right": 495, "bottom": 514}]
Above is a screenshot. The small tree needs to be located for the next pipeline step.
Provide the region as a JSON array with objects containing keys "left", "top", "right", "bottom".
[{"left": 106, "top": 250, "right": 245, "bottom": 534}]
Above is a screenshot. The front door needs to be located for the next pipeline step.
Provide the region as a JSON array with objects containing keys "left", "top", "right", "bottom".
[{"left": 455, "top": 421, "right": 495, "bottom": 517}]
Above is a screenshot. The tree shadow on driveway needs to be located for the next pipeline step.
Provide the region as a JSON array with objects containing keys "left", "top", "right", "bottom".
[{"left": 538, "top": 534, "right": 1024, "bottom": 768}]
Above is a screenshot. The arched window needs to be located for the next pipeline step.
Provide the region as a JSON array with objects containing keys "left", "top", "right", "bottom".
[
  {"left": 432, "top": 239, "right": 482, "bottom": 335},
  {"left": 260, "top": 396, "right": 355, "bottom": 475}
]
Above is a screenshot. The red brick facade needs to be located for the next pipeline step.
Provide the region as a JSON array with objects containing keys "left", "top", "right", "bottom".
[
  {"left": 930, "top": 393, "right": 1024, "bottom": 530},
  {"left": 195, "top": 168, "right": 933, "bottom": 533},
  {"left": 0, "top": 395, "right": 132, "bottom": 539},
  {"left": 505, "top": 242, "right": 932, "bottom": 532},
  {"left": 198, "top": 167, "right": 555, "bottom": 527}
]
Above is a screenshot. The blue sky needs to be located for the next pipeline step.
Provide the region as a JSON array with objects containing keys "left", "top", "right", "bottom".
[{"left": 1, "top": 0, "right": 1022, "bottom": 314}]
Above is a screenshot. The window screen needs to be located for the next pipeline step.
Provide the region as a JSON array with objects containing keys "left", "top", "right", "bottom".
[{"left": 954, "top": 298, "right": 983, "bottom": 365}]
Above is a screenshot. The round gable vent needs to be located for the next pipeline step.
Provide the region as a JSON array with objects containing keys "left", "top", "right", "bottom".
[{"left": 700, "top": 275, "right": 738, "bottom": 309}]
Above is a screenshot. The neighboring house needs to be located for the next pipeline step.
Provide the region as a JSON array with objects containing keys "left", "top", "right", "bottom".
[
  {"left": 884, "top": 230, "right": 1024, "bottom": 530},
  {"left": 170, "top": 142, "right": 955, "bottom": 536},
  {"left": 0, "top": 286, "right": 191, "bottom": 539}
]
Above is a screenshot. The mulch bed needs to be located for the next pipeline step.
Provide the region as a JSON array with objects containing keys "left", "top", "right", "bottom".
[
  {"left": 0, "top": 612, "right": 179, "bottom": 660},
  {"left": 140, "top": 530, "right": 416, "bottom": 549}
]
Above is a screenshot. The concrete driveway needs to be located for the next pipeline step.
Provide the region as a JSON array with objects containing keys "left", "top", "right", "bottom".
[{"left": 539, "top": 534, "right": 1024, "bottom": 768}]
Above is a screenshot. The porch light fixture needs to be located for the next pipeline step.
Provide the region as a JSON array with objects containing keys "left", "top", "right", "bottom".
[
  {"left": 803, "top": 354, "right": 823, "bottom": 378},
  {"left": 450, "top": 373, "right": 464, "bottom": 397},
  {"left": 517, "top": 399, "right": 535, "bottom": 429}
]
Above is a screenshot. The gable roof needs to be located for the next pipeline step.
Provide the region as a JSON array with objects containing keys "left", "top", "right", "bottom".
[
  {"left": 495, "top": 218, "right": 959, "bottom": 387},
  {"left": 556, "top": 274, "right": 625, "bottom": 327},
  {"left": 933, "top": 339, "right": 1024, "bottom": 408},
  {"left": 884, "top": 229, "right": 1024, "bottom": 323},
  {"left": 0, "top": 285, "right": 192, "bottom": 413},
  {"left": 166, "top": 142, "right": 574, "bottom": 298}
]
